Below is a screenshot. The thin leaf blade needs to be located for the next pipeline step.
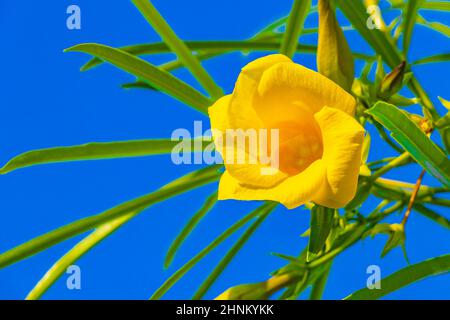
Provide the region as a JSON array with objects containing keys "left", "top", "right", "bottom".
[
  {"left": 0, "top": 166, "right": 221, "bottom": 269},
  {"left": 345, "top": 254, "right": 450, "bottom": 300},
  {"left": 164, "top": 191, "right": 218, "bottom": 269},
  {"left": 131, "top": 0, "right": 223, "bottom": 99},
  {"left": 0, "top": 139, "right": 204, "bottom": 175},
  {"left": 280, "top": 0, "right": 312, "bottom": 58},
  {"left": 65, "top": 43, "right": 212, "bottom": 113},
  {"left": 367, "top": 102, "right": 450, "bottom": 188}
]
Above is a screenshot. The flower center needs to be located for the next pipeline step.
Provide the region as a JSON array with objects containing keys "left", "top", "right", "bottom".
[{"left": 271, "top": 114, "right": 323, "bottom": 176}]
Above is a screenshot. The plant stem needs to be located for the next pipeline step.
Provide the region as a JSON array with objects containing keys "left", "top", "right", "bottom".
[
  {"left": 371, "top": 152, "right": 410, "bottom": 180},
  {"left": 402, "top": 170, "right": 426, "bottom": 226},
  {"left": 309, "top": 261, "right": 332, "bottom": 300}
]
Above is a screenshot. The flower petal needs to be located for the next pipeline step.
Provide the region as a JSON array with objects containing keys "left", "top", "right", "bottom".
[
  {"left": 313, "top": 107, "right": 365, "bottom": 208},
  {"left": 228, "top": 54, "right": 291, "bottom": 129},
  {"left": 209, "top": 95, "right": 288, "bottom": 187},
  {"left": 218, "top": 160, "right": 327, "bottom": 209},
  {"left": 256, "top": 62, "right": 356, "bottom": 117},
  {"left": 208, "top": 95, "right": 232, "bottom": 133}
]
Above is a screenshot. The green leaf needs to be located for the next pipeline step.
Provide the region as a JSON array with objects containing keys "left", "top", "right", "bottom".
[
  {"left": 307, "top": 206, "right": 334, "bottom": 261},
  {"left": 367, "top": 102, "right": 450, "bottom": 188},
  {"left": 335, "top": 0, "right": 402, "bottom": 68},
  {"left": 0, "top": 139, "right": 205, "bottom": 175},
  {"left": 438, "top": 96, "right": 450, "bottom": 110},
  {"left": 0, "top": 165, "right": 221, "bottom": 269},
  {"left": 164, "top": 191, "right": 218, "bottom": 269},
  {"left": 122, "top": 80, "right": 156, "bottom": 90},
  {"left": 26, "top": 212, "right": 136, "bottom": 300},
  {"left": 417, "top": 14, "right": 450, "bottom": 37},
  {"left": 336, "top": 0, "right": 440, "bottom": 121},
  {"left": 374, "top": 56, "right": 386, "bottom": 94},
  {"left": 150, "top": 202, "right": 277, "bottom": 300},
  {"left": 280, "top": 0, "right": 311, "bottom": 58},
  {"left": 387, "top": 94, "right": 420, "bottom": 107},
  {"left": 421, "top": 1, "right": 450, "bottom": 11},
  {"left": 345, "top": 178, "right": 372, "bottom": 210},
  {"left": 380, "top": 224, "right": 408, "bottom": 261},
  {"left": 65, "top": 43, "right": 212, "bottom": 114},
  {"left": 309, "top": 261, "right": 332, "bottom": 300},
  {"left": 392, "top": 1, "right": 450, "bottom": 11},
  {"left": 192, "top": 205, "right": 275, "bottom": 299},
  {"left": 413, "top": 204, "right": 450, "bottom": 230},
  {"left": 412, "top": 53, "right": 450, "bottom": 65},
  {"left": 131, "top": 0, "right": 222, "bottom": 99},
  {"left": 402, "top": 0, "right": 425, "bottom": 56},
  {"left": 25, "top": 166, "right": 222, "bottom": 299},
  {"left": 344, "top": 254, "right": 450, "bottom": 300},
  {"left": 81, "top": 40, "right": 373, "bottom": 71}
]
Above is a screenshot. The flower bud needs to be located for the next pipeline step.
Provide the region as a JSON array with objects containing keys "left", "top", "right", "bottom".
[
  {"left": 379, "top": 61, "right": 406, "bottom": 99},
  {"left": 317, "top": 0, "right": 355, "bottom": 92},
  {"left": 215, "top": 273, "right": 297, "bottom": 300}
]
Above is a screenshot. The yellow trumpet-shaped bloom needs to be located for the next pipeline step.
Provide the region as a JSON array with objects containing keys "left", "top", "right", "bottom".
[{"left": 208, "top": 54, "right": 364, "bottom": 209}]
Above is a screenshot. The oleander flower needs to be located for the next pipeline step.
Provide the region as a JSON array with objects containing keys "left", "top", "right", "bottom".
[{"left": 209, "top": 54, "right": 364, "bottom": 209}]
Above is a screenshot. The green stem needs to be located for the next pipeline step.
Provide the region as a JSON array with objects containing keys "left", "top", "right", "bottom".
[
  {"left": 309, "top": 261, "right": 332, "bottom": 300},
  {"left": 371, "top": 152, "right": 410, "bottom": 180}
]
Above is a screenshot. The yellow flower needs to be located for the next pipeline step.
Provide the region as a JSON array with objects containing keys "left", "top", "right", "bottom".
[{"left": 209, "top": 54, "right": 364, "bottom": 209}]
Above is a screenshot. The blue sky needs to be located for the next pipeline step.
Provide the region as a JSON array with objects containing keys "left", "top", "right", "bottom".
[{"left": 0, "top": 0, "right": 448, "bottom": 299}]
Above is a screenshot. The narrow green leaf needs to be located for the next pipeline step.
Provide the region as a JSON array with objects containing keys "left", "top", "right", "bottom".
[
  {"left": 122, "top": 80, "right": 155, "bottom": 90},
  {"left": 344, "top": 254, "right": 450, "bottom": 300},
  {"left": 0, "top": 139, "right": 205, "bottom": 175},
  {"left": 336, "top": 0, "right": 402, "bottom": 68},
  {"left": 421, "top": 20, "right": 450, "bottom": 38},
  {"left": 336, "top": 0, "right": 441, "bottom": 122},
  {"left": 345, "top": 178, "right": 372, "bottom": 210},
  {"left": 25, "top": 165, "right": 221, "bottom": 299},
  {"left": 374, "top": 56, "right": 386, "bottom": 94},
  {"left": 280, "top": 0, "right": 311, "bottom": 58},
  {"left": 26, "top": 212, "right": 136, "bottom": 300},
  {"left": 123, "top": 51, "right": 224, "bottom": 89},
  {"left": 367, "top": 102, "right": 450, "bottom": 188},
  {"left": 413, "top": 204, "right": 450, "bottom": 229},
  {"left": 307, "top": 206, "right": 334, "bottom": 261},
  {"left": 439, "top": 96, "right": 450, "bottom": 110},
  {"left": 421, "top": 1, "right": 450, "bottom": 11},
  {"left": 387, "top": 93, "right": 420, "bottom": 107},
  {"left": 415, "top": 14, "right": 450, "bottom": 38},
  {"left": 192, "top": 205, "right": 275, "bottom": 300},
  {"left": 402, "top": 0, "right": 425, "bottom": 56},
  {"left": 65, "top": 43, "right": 212, "bottom": 114},
  {"left": 164, "top": 191, "right": 218, "bottom": 269},
  {"left": 392, "top": 1, "right": 450, "bottom": 11},
  {"left": 412, "top": 53, "right": 450, "bottom": 65},
  {"left": 150, "top": 202, "right": 277, "bottom": 300},
  {"left": 309, "top": 261, "right": 332, "bottom": 300},
  {"left": 131, "top": 0, "right": 222, "bottom": 99},
  {"left": 81, "top": 40, "right": 373, "bottom": 71},
  {"left": 0, "top": 165, "right": 221, "bottom": 269},
  {"left": 380, "top": 224, "right": 407, "bottom": 259}
]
